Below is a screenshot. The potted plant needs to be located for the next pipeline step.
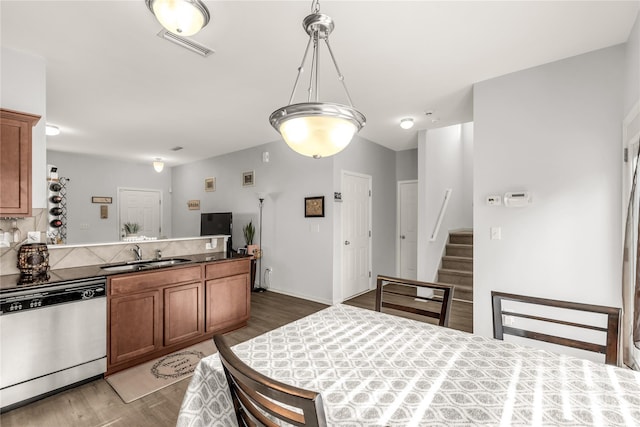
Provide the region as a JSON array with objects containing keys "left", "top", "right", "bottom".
[
  {"left": 243, "top": 221, "right": 258, "bottom": 256},
  {"left": 123, "top": 222, "right": 140, "bottom": 236}
]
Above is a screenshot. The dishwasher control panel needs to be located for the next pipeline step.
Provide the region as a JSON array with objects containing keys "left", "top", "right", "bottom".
[{"left": 0, "top": 278, "right": 106, "bottom": 315}]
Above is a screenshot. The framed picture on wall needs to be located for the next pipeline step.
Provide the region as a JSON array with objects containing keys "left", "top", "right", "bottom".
[
  {"left": 305, "top": 196, "right": 325, "bottom": 217},
  {"left": 243, "top": 171, "right": 255, "bottom": 187},
  {"left": 204, "top": 177, "right": 216, "bottom": 192}
]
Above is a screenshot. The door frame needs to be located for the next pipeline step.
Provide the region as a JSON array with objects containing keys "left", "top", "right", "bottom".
[
  {"left": 396, "top": 179, "right": 418, "bottom": 277},
  {"left": 117, "top": 187, "right": 163, "bottom": 239},
  {"left": 340, "top": 170, "right": 373, "bottom": 301}
]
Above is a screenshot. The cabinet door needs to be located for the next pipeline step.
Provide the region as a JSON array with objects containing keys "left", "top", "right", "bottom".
[
  {"left": 109, "top": 290, "right": 162, "bottom": 365},
  {"left": 205, "top": 274, "right": 250, "bottom": 333},
  {"left": 0, "top": 109, "right": 40, "bottom": 216},
  {"left": 164, "top": 281, "right": 204, "bottom": 346}
]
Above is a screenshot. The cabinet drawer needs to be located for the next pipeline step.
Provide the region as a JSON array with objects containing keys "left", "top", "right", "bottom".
[
  {"left": 109, "top": 265, "right": 202, "bottom": 296},
  {"left": 205, "top": 259, "right": 250, "bottom": 280}
]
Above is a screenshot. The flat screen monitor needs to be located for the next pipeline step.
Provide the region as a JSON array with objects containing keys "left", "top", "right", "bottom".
[{"left": 200, "top": 212, "right": 232, "bottom": 251}]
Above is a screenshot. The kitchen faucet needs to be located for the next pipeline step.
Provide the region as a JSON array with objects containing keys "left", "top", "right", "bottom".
[{"left": 131, "top": 244, "right": 142, "bottom": 261}]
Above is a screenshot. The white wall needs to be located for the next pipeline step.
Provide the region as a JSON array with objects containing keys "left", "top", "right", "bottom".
[
  {"left": 417, "top": 123, "right": 474, "bottom": 282},
  {"left": 624, "top": 12, "right": 639, "bottom": 115},
  {"left": 1, "top": 47, "right": 47, "bottom": 209},
  {"left": 47, "top": 151, "right": 173, "bottom": 244},
  {"left": 473, "top": 45, "right": 625, "bottom": 339}
]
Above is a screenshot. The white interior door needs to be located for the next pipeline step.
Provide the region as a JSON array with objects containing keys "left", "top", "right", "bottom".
[
  {"left": 341, "top": 172, "right": 372, "bottom": 300},
  {"left": 398, "top": 180, "right": 418, "bottom": 279},
  {"left": 118, "top": 188, "right": 161, "bottom": 239}
]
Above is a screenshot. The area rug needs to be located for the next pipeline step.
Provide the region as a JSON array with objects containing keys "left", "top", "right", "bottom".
[{"left": 106, "top": 339, "right": 216, "bottom": 403}]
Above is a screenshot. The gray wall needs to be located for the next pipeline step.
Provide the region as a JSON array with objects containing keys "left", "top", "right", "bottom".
[
  {"left": 395, "top": 148, "right": 418, "bottom": 181},
  {"left": 172, "top": 134, "right": 399, "bottom": 304},
  {"left": 332, "top": 135, "right": 398, "bottom": 302},
  {"left": 47, "top": 151, "right": 173, "bottom": 244}
]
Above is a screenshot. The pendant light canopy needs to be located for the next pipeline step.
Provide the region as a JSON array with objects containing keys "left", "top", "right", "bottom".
[
  {"left": 146, "top": 0, "right": 210, "bottom": 36},
  {"left": 269, "top": 1, "right": 365, "bottom": 159}
]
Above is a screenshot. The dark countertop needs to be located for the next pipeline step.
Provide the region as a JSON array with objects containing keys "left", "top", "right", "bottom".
[{"left": 0, "top": 252, "right": 251, "bottom": 294}]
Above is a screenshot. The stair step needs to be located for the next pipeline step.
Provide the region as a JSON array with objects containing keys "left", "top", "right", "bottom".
[
  {"left": 446, "top": 244, "right": 473, "bottom": 258},
  {"left": 438, "top": 269, "right": 473, "bottom": 287},
  {"left": 449, "top": 231, "right": 473, "bottom": 245},
  {"left": 442, "top": 256, "right": 472, "bottom": 272},
  {"left": 439, "top": 282, "right": 473, "bottom": 302}
]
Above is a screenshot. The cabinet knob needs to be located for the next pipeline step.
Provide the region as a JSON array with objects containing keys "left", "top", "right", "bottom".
[{"left": 400, "top": 235, "right": 406, "bottom": 239}]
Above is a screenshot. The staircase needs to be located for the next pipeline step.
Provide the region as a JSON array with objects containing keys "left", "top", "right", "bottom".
[{"left": 438, "top": 230, "right": 473, "bottom": 303}]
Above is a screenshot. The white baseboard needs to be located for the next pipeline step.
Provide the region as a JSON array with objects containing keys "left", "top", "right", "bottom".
[{"left": 264, "top": 287, "right": 333, "bottom": 306}]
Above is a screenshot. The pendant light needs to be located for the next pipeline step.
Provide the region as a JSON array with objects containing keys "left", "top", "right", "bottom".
[
  {"left": 269, "top": 0, "right": 365, "bottom": 159},
  {"left": 146, "top": 0, "right": 210, "bottom": 36}
]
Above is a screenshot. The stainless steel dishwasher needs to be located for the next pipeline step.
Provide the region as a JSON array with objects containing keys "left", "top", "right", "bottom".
[{"left": 0, "top": 277, "right": 107, "bottom": 412}]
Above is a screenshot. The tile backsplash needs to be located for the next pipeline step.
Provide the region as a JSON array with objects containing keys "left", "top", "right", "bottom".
[{"left": 0, "top": 234, "right": 227, "bottom": 276}]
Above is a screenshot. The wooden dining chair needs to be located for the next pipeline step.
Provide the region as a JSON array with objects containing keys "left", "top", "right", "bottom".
[
  {"left": 491, "top": 291, "right": 621, "bottom": 365},
  {"left": 375, "top": 275, "right": 454, "bottom": 327},
  {"left": 213, "top": 334, "right": 327, "bottom": 427}
]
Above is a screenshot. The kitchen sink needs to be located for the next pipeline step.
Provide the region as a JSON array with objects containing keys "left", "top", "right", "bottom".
[{"left": 101, "top": 258, "right": 192, "bottom": 272}]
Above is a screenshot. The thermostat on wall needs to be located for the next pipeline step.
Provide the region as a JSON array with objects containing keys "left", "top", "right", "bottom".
[{"left": 504, "top": 192, "right": 531, "bottom": 207}]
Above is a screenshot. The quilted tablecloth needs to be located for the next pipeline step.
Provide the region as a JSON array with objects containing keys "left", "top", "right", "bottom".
[{"left": 177, "top": 304, "right": 640, "bottom": 426}]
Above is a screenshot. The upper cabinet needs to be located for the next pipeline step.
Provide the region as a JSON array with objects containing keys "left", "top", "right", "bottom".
[{"left": 0, "top": 108, "right": 40, "bottom": 217}]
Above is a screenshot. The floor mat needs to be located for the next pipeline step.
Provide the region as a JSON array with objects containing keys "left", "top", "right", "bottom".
[{"left": 105, "top": 339, "right": 216, "bottom": 403}]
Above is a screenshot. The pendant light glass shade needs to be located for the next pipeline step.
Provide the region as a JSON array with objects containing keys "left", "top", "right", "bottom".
[
  {"left": 269, "top": 1, "right": 365, "bottom": 159},
  {"left": 146, "top": 0, "right": 210, "bottom": 36},
  {"left": 270, "top": 103, "right": 365, "bottom": 158}
]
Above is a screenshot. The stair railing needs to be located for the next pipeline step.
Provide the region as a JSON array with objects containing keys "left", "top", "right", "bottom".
[{"left": 430, "top": 188, "right": 452, "bottom": 242}]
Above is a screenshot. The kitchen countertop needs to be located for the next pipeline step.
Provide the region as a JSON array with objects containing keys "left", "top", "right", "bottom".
[{"left": 0, "top": 251, "right": 251, "bottom": 294}]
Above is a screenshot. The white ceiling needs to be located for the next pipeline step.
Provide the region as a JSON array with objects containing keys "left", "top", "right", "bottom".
[{"left": 1, "top": 1, "right": 638, "bottom": 167}]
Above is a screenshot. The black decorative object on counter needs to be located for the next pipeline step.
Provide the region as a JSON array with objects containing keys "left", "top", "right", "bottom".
[{"left": 17, "top": 243, "right": 50, "bottom": 276}]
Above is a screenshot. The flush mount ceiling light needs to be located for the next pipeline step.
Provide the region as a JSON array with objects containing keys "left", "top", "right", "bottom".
[
  {"left": 45, "top": 124, "right": 60, "bottom": 136},
  {"left": 153, "top": 158, "right": 165, "bottom": 172},
  {"left": 146, "top": 0, "right": 210, "bottom": 36},
  {"left": 400, "top": 118, "right": 414, "bottom": 130},
  {"left": 269, "top": 0, "right": 366, "bottom": 159}
]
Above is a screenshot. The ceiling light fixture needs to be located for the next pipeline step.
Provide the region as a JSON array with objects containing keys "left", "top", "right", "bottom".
[
  {"left": 145, "top": 0, "right": 210, "bottom": 36},
  {"left": 153, "top": 158, "right": 165, "bottom": 173},
  {"left": 400, "top": 118, "right": 414, "bottom": 130},
  {"left": 269, "top": 0, "right": 366, "bottom": 159},
  {"left": 45, "top": 124, "right": 60, "bottom": 136}
]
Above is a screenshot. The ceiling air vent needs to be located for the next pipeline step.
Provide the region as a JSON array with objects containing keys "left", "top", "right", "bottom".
[{"left": 157, "top": 30, "right": 214, "bottom": 57}]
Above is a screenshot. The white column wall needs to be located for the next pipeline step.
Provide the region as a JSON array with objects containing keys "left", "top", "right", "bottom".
[{"left": 473, "top": 45, "right": 625, "bottom": 338}]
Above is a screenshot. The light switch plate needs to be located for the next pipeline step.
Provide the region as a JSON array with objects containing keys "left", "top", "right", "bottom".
[
  {"left": 27, "top": 231, "right": 41, "bottom": 243},
  {"left": 490, "top": 227, "right": 501, "bottom": 240}
]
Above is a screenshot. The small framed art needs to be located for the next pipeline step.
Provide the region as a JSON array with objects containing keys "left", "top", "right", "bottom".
[
  {"left": 243, "top": 171, "right": 254, "bottom": 187},
  {"left": 205, "top": 177, "right": 216, "bottom": 192},
  {"left": 305, "top": 196, "right": 325, "bottom": 218}
]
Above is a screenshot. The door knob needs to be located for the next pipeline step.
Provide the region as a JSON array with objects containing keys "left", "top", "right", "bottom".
[
  {"left": 344, "top": 241, "right": 351, "bottom": 245},
  {"left": 400, "top": 235, "right": 406, "bottom": 239}
]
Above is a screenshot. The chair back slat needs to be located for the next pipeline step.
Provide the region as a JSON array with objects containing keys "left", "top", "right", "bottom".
[
  {"left": 491, "top": 291, "right": 621, "bottom": 365},
  {"left": 375, "top": 275, "right": 454, "bottom": 327},
  {"left": 214, "top": 334, "right": 328, "bottom": 427}
]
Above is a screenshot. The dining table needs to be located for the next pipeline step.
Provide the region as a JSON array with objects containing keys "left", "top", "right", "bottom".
[{"left": 177, "top": 303, "right": 640, "bottom": 426}]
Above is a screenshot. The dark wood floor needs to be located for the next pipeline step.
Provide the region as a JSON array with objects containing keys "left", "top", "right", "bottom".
[{"left": 0, "top": 290, "right": 472, "bottom": 427}]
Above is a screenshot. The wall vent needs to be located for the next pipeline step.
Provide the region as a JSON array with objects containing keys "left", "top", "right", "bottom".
[{"left": 157, "top": 30, "right": 214, "bottom": 57}]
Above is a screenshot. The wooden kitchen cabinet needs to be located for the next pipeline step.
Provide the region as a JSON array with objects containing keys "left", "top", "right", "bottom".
[
  {"left": 205, "top": 274, "right": 250, "bottom": 333},
  {"left": 164, "top": 281, "right": 204, "bottom": 346},
  {"left": 0, "top": 109, "right": 40, "bottom": 217},
  {"left": 109, "top": 289, "right": 162, "bottom": 365},
  {"left": 106, "top": 259, "right": 251, "bottom": 375},
  {"left": 204, "top": 258, "right": 251, "bottom": 333}
]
